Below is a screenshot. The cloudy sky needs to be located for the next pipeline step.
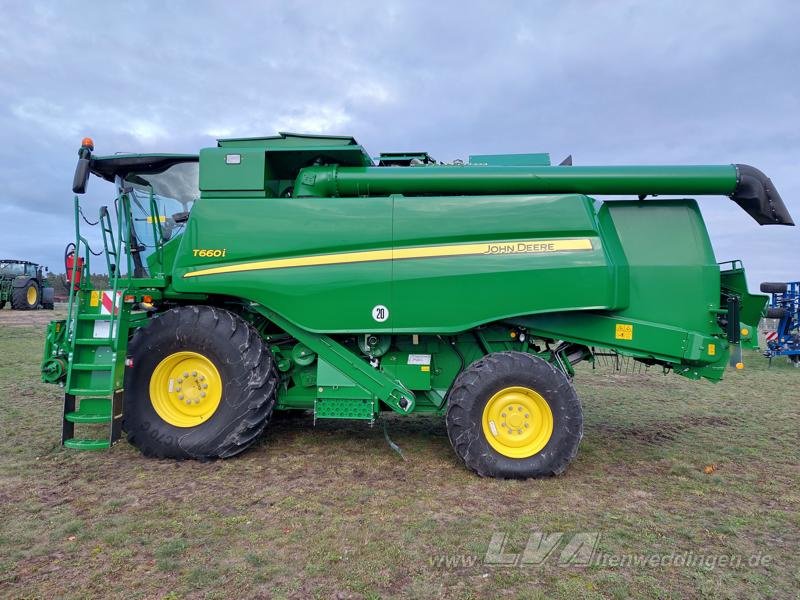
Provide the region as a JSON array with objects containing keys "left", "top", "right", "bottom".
[{"left": 1, "top": 1, "right": 798, "bottom": 286}]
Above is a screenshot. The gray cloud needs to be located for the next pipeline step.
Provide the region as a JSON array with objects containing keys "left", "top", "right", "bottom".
[{"left": 1, "top": 0, "right": 798, "bottom": 286}]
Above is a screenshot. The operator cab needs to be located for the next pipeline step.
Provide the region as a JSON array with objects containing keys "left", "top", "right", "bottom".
[
  {"left": 122, "top": 161, "right": 198, "bottom": 238},
  {"left": 72, "top": 138, "right": 199, "bottom": 276},
  {"left": 0, "top": 260, "right": 40, "bottom": 278}
]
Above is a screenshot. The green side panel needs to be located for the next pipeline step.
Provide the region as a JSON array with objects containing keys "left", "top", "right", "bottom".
[
  {"left": 602, "top": 200, "right": 720, "bottom": 332},
  {"left": 381, "top": 351, "right": 432, "bottom": 390},
  {"left": 391, "top": 194, "right": 623, "bottom": 331},
  {"left": 469, "top": 153, "right": 551, "bottom": 166},
  {"left": 173, "top": 196, "right": 392, "bottom": 332},
  {"left": 173, "top": 193, "right": 623, "bottom": 333},
  {"left": 199, "top": 148, "right": 268, "bottom": 193},
  {"left": 519, "top": 199, "right": 729, "bottom": 379},
  {"left": 317, "top": 358, "right": 368, "bottom": 391}
]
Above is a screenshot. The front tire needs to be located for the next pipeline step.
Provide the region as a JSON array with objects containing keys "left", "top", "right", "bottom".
[
  {"left": 124, "top": 306, "right": 278, "bottom": 459},
  {"left": 446, "top": 351, "right": 583, "bottom": 478}
]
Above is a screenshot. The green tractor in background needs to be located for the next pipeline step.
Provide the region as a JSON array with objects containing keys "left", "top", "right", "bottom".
[{"left": 0, "top": 260, "right": 54, "bottom": 310}]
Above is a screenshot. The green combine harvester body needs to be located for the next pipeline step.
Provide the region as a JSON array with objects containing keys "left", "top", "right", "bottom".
[{"left": 41, "top": 133, "right": 793, "bottom": 477}]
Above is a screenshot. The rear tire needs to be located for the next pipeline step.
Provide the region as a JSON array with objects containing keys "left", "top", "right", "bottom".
[
  {"left": 124, "top": 306, "right": 278, "bottom": 459},
  {"left": 41, "top": 287, "right": 55, "bottom": 310},
  {"left": 760, "top": 282, "right": 787, "bottom": 294},
  {"left": 446, "top": 351, "right": 583, "bottom": 478},
  {"left": 11, "top": 280, "right": 39, "bottom": 310}
]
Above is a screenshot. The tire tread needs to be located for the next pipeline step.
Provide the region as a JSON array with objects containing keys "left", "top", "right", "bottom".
[
  {"left": 124, "top": 306, "right": 278, "bottom": 460},
  {"left": 445, "top": 351, "right": 582, "bottom": 479}
]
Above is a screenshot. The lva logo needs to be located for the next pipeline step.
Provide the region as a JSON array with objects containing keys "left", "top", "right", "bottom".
[{"left": 485, "top": 531, "right": 600, "bottom": 566}]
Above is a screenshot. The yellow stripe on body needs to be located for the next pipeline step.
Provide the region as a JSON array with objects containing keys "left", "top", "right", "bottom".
[{"left": 182, "top": 238, "right": 593, "bottom": 278}]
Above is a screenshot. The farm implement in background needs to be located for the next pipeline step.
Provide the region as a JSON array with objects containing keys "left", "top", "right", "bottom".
[{"left": 760, "top": 281, "right": 800, "bottom": 366}]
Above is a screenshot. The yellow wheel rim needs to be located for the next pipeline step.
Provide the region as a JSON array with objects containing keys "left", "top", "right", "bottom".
[
  {"left": 481, "top": 386, "right": 554, "bottom": 458},
  {"left": 26, "top": 286, "right": 37, "bottom": 305},
  {"left": 149, "top": 351, "right": 222, "bottom": 428}
]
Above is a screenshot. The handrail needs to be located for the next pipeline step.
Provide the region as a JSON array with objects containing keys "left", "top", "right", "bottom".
[
  {"left": 105, "top": 192, "right": 133, "bottom": 350},
  {"left": 148, "top": 189, "right": 164, "bottom": 274},
  {"left": 65, "top": 197, "right": 86, "bottom": 345},
  {"left": 99, "top": 207, "right": 118, "bottom": 277}
]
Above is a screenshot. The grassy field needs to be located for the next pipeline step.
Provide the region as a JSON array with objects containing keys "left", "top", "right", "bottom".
[{"left": 0, "top": 309, "right": 798, "bottom": 599}]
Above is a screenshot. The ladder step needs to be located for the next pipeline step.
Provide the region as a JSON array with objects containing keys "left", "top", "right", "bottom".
[
  {"left": 75, "top": 338, "right": 113, "bottom": 346},
  {"left": 67, "top": 387, "right": 113, "bottom": 396},
  {"left": 77, "top": 314, "right": 113, "bottom": 321},
  {"left": 72, "top": 363, "right": 113, "bottom": 371},
  {"left": 65, "top": 398, "right": 111, "bottom": 423},
  {"left": 63, "top": 438, "right": 111, "bottom": 451},
  {"left": 64, "top": 411, "right": 111, "bottom": 424}
]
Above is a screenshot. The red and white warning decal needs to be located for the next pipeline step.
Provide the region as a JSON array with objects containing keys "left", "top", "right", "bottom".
[
  {"left": 100, "top": 290, "right": 121, "bottom": 315},
  {"left": 765, "top": 331, "right": 778, "bottom": 342}
]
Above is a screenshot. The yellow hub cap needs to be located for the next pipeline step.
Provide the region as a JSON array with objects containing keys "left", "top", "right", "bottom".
[
  {"left": 482, "top": 386, "right": 554, "bottom": 458},
  {"left": 149, "top": 351, "right": 222, "bottom": 427},
  {"left": 27, "top": 286, "right": 37, "bottom": 305}
]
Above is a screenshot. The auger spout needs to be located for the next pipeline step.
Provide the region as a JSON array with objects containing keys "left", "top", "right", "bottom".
[{"left": 293, "top": 163, "right": 793, "bottom": 225}]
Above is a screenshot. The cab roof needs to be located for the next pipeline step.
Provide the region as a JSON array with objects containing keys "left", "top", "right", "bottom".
[{"left": 89, "top": 154, "right": 198, "bottom": 183}]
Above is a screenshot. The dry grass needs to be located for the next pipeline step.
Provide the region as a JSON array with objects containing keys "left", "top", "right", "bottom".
[{"left": 0, "top": 308, "right": 798, "bottom": 599}]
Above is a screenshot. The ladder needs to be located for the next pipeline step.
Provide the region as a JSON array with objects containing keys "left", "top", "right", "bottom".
[
  {"left": 61, "top": 289, "right": 131, "bottom": 449},
  {"left": 61, "top": 196, "right": 132, "bottom": 449}
]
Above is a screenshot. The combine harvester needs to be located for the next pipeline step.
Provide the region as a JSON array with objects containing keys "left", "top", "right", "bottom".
[
  {"left": 40, "top": 134, "right": 793, "bottom": 478},
  {"left": 760, "top": 281, "right": 800, "bottom": 366}
]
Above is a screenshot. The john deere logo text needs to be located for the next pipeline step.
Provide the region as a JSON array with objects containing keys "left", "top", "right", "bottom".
[
  {"left": 193, "top": 248, "right": 227, "bottom": 258},
  {"left": 484, "top": 240, "right": 590, "bottom": 255}
]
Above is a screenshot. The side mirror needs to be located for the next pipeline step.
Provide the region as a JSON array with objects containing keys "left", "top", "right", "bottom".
[
  {"left": 72, "top": 138, "right": 94, "bottom": 194},
  {"left": 72, "top": 157, "right": 91, "bottom": 194}
]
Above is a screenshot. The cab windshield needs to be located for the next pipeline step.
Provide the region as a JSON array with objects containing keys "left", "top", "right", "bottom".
[
  {"left": 0, "top": 262, "right": 28, "bottom": 276},
  {"left": 123, "top": 161, "right": 199, "bottom": 268}
]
